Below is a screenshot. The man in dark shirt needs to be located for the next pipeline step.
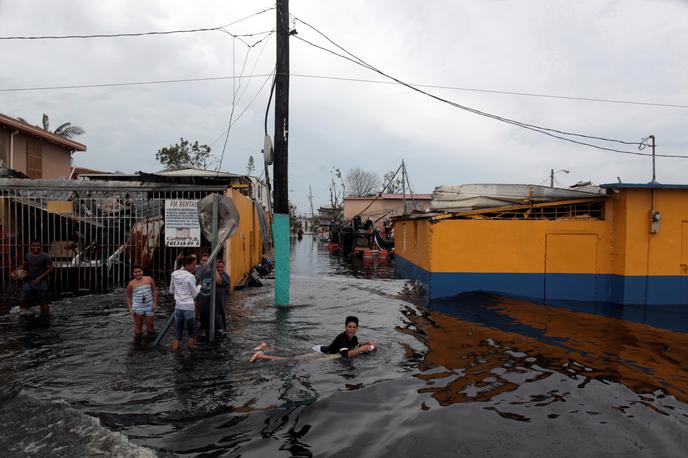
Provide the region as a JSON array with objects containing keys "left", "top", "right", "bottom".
[
  {"left": 250, "top": 316, "right": 376, "bottom": 362},
  {"left": 197, "top": 258, "right": 230, "bottom": 336},
  {"left": 17, "top": 240, "right": 54, "bottom": 315},
  {"left": 317, "top": 316, "right": 376, "bottom": 357}
]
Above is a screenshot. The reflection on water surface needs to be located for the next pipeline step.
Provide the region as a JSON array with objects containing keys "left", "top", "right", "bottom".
[{"left": 0, "top": 235, "right": 686, "bottom": 457}]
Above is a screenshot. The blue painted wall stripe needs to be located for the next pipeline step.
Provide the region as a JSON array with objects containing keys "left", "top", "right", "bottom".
[{"left": 395, "top": 255, "right": 687, "bottom": 306}]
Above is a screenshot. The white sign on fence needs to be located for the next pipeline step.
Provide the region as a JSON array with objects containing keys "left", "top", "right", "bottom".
[{"left": 164, "top": 199, "right": 201, "bottom": 247}]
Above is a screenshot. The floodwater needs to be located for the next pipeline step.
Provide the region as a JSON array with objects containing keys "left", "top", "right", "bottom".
[{"left": 1, "top": 234, "right": 687, "bottom": 457}]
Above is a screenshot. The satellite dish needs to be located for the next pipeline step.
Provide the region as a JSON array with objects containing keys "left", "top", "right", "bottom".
[
  {"left": 197, "top": 194, "right": 240, "bottom": 243},
  {"left": 263, "top": 134, "right": 274, "bottom": 166}
]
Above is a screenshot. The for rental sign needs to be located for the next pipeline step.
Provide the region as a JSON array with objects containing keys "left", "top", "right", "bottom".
[{"left": 164, "top": 199, "right": 201, "bottom": 247}]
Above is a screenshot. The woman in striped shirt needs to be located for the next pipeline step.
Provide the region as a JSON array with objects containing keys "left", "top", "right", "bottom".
[{"left": 126, "top": 265, "right": 158, "bottom": 336}]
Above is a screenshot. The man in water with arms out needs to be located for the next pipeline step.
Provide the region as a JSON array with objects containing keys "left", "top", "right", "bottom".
[{"left": 250, "top": 316, "right": 377, "bottom": 362}]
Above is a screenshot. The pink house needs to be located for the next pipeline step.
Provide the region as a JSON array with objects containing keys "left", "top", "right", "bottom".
[{"left": 0, "top": 113, "right": 87, "bottom": 179}]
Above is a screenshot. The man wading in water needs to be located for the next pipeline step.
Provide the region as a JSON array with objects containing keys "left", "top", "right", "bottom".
[
  {"left": 250, "top": 316, "right": 377, "bottom": 362},
  {"left": 170, "top": 256, "right": 201, "bottom": 351},
  {"left": 15, "top": 240, "right": 54, "bottom": 315}
]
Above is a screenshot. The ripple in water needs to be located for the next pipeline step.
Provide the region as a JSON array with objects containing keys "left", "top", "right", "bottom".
[{"left": 0, "top": 234, "right": 686, "bottom": 457}]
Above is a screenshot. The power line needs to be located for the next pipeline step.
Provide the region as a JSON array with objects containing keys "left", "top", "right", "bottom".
[
  {"left": 291, "top": 16, "right": 688, "bottom": 158},
  {"left": 209, "top": 70, "right": 275, "bottom": 147},
  {"left": 0, "top": 28, "right": 273, "bottom": 40},
  {"left": 2, "top": 72, "right": 686, "bottom": 110},
  {"left": 216, "top": 37, "right": 248, "bottom": 173},
  {"left": 289, "top": 74, "right": 688, "bottom": 110},
  {"left": 0, "top": 7, "right": 275, "bottom": 40},
  {"left": 0, "top": 75, "right": 274, "bottom": 92},
  {"left": 208, "top": 33, "right": 275, "bottom": 148}
]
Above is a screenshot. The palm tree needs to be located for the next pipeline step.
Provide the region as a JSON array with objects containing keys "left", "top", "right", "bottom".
[
  {"left": 17, "top": 114, "right": 86, "bottom": 139},
  {"left": 53, "top": 122, "right": 86, "bottom": 139}
]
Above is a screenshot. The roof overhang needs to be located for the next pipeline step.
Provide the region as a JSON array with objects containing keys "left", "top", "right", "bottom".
[
  {"left": 601, "top": 183, "right": 688, "bottom": 190},
  {"left": 0, "top": 113, "right": 87, "bottom": 151}
]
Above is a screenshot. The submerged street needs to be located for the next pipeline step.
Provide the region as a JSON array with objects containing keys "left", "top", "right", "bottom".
[{"left": 1, "top": 235, "right": 687, "bottom": 457}]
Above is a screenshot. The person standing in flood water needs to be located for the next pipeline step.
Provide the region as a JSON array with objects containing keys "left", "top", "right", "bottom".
[
  {"left": 197, "top": 258, "right": 230, "bottom": 337},
  {"left": 16, "top": 240, "right": 54, "bottom": 315},
  {"left": 125, "top": 265, "right": 158, "bottom": 336},
  {"left": 250, "top": 316, "right": 377, "bottom": 362},
  {"left": 170, "top": 256, "right": 201, "bottom": 351}
]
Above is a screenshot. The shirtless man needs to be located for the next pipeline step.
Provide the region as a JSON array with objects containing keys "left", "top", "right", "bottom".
[{"left": 250, "top": 316, "right": 377, "bottom": 362}]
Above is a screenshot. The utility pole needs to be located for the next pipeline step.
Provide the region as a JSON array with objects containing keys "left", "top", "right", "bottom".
[
  {"left": 401, "top": 160, "right": 407, "bottom": 215},
  {"left": 550, "top": 168, "right": 554, "bottom": 187},
  {"left": 649, "top": 135, "right": 656, "bottom": 183},
  {"left": 273, "top": 0, "right": 290, "bottom": 306},
  {"left": 308, "top": 184, "right": 315, "bottom": 231}
]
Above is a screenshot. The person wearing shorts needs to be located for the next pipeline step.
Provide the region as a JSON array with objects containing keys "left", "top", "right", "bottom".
[
  {"left": 125, "top": 265, "right": 158, "bottom": 336},
  {"left": 169, "top": 255, "right": 201, "bottom": 351}
]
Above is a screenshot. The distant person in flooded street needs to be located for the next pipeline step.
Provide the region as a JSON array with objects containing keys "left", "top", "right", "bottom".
[
  {"left": 170, "top": 255, "right": 201, "bottom": 351},
  {"left": 15, "top": 240, "right": 54, "bottom": 315},
  {"left": 250, "top": 316, "right": 377, "bottom": 362},
  {"left": 125, "top": 265, "right": 158, "bottom": 336},
  {"left": 197, "top": 258, "right": 230, "bottom": 336}
]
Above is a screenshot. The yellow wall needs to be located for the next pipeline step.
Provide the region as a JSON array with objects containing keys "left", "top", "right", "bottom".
[
  {"left": 396, "top": 187, "right": 688, "bottom": 277},
  {"left": 225, "top": 188, "right": 268, "bottom": 289},
  {"left": 396, "top": 219, "right": 433, "bottom": 271},
  {"left": 427, "top": 219, "right": 612, "bottom": 274},
  {"left": 612, "top": 188, "right": 688, "bottom": 276}
]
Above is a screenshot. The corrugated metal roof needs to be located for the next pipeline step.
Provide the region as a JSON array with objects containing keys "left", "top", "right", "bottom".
[
  {"left": 156, "top": 167, "right": 241, "bottom": 177},
  {"left": 0, "top": 177, "right": 226, "bottom": 191},
  {"left": 79, "top": 170, "right": 244, "bottom": 186},
  {"left": 0, "top": 113, "right": 87, "bottom": 151}
]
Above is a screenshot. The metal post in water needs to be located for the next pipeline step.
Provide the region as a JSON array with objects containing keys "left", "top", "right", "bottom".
[
  {"left": 209, "top": 194, "right": 219, "bottom": 342},
  {"left": 273, "top": 0, "right": 291, "bottom": 307}
]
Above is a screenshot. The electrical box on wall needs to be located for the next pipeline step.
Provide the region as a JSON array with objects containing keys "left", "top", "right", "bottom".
[{"left": 650, "top": 209, "right": 661, "bottom": 234}]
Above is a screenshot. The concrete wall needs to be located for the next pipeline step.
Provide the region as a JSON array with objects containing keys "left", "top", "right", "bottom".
[
  {"left": 343, "top": 197, "right": 431, "bottom": 226},
  {"left": 41, "top": 142, "right": 72, "bottom": 178},
  {"left": 0, "top": 129, "right": 73, "bottom": 178}
]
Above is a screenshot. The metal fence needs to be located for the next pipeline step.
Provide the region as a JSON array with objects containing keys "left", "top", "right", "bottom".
[{"left": 0, "top": 179, "right": 227, "bottom": 299}]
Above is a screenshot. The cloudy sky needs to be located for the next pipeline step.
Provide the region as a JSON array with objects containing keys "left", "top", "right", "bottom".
[{"left": 1, "top": 0, "right": 687, "bottom": 213}]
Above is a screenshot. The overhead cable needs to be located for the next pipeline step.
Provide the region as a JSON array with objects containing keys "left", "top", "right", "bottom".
[
  {"left": 291, "top": 16, "right": 688, "bottom": 158},
  {"left": 0, "top": 6, "right": 275, "bottom": 40},
  {"left": 2, "top": 72, "right": 686, "bottom": 110}
]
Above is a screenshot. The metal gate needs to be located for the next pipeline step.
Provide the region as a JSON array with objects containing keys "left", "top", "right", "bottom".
[{"left": 0, "top": 179, "right": 227, "bottom": 299}]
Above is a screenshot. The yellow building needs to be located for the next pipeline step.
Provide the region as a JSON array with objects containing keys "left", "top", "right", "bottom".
[
  {"left": 225, "top": 187, "right": 271, "bottom": 289},
  {"left": 394, "top": 184, "right": 688, "bottom": 305}
]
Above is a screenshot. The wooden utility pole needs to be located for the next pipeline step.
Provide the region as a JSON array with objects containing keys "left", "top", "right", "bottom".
[{"left": 273, "top": 0, "right": 290, "bottom": 306}]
